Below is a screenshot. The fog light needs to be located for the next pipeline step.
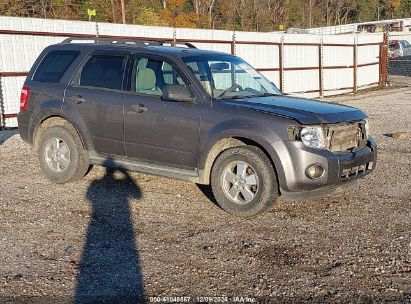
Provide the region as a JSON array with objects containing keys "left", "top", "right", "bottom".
[{"left": 306, "top": 164, "right": 325, "bottom": 179}]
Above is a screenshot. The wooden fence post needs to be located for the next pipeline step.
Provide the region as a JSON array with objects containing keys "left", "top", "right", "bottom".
[{"left": 379, "top": 32, "right": 388, "bottom": 88}]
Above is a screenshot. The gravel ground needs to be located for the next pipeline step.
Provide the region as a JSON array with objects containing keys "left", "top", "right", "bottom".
[{"left": 0, "top": 87, "right": 410, "bottom": 303}]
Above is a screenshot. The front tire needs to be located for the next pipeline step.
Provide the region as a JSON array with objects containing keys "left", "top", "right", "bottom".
[
  {"left": 38, "top": 125, "right": 89, "bottom": 183},
  {"left": 211, "top": 146, "right": 279, "bottom": 217}
]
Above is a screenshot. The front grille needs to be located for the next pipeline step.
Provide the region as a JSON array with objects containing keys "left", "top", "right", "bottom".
[
  {"left": 340, "top": 162, "right": 374, "bottom": 179},
  {"left": 326, "top": 121, "right": 367, "bottom": 152}
]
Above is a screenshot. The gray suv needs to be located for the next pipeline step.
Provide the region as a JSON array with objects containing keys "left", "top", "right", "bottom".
[{"left": 18, "top": 38, "right": 377, "bottom": 217}]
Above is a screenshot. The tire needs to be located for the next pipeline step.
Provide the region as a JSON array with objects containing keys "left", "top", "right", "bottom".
[
  {"left": 211, "top": 145, "right": 279, "bottom": 217},
  {"left": 38, "top": 125, "right": 89, "bottom": 183}
]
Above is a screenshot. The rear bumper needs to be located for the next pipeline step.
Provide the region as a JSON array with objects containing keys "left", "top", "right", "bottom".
[
  {"left": 274, "top": 138, "right": 377, "bottom": 200},
  {"left": 17, "top": 110, "right": 33, "bottom": 144}
]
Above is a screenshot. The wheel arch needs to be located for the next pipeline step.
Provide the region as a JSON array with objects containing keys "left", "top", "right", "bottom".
[
  {"left": 199, "top": 136, "right": 281, "bottom": 188},
  {"left": 32, "top": 115, "right": 87, "bottom": 151}
]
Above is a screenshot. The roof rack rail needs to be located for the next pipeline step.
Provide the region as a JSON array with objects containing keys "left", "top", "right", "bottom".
[
  {"left": 159, "top": 41, "right": 197, "bottom": 49},
  {"left": 61, "top": 37, "right": 165, "bottom": 46},
  {"left": 181, "top": 42, "right": 197, "bottom": 49},
  {"left": 61, "top": 37, "right": 197, "bottom": 49}
]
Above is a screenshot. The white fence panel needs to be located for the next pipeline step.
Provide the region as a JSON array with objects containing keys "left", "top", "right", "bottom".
[
  {"left": 186, "top": 42, "right": 231, "bottom": 53},
  {"left": 323, "top": 69, "right": 353, "bottom": 92},
  {"left": 176, "top": 27, "right": 232, "bottom": 41},
  {"left": 0, "top": 35, "right": 65, "bottom": 72},
  {"left": 283, "top": 70, "right": 320, "bottom": 94},
  {"left": 0, "top": 16, "right": 96, "bottom": 35},
  {"left": 358, "top": 65, "right": 380, "bottom": 87},
  {"left": 283, "top": 45, "right": 318, "bottom": 68},
  {"left": 235, "top": 44, "right": 279, "bottom": 70},
  {"left": 323, "top": 46, "right": 353, "bottom": 67},
  {"left": 234, "top": 32, "right": 280, "bottom": 73},
  {"left": 97, "top": 22, "right": 173, "bottom": 39},
  {"left": 0, "top": 16, "right": 386, "bottom": 128},
  {"left": 235, "top": 31, "right": 282, "bottom": 43},
  {"left": 260, "top": 71, "right": 280, "bottom": 89},
  {"left": 357, "top": 45, "right": 380, "bottom": 65}
]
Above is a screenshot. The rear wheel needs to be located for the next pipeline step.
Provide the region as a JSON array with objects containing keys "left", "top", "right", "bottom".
[
  {"left": 38, "top": 125, "right": 89, "bottom": 183},
  {"left": 211, "top": 146, "right": 279, "bottom": 217}
]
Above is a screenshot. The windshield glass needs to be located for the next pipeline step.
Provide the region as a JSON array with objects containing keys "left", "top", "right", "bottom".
[{"left": 183, "top": 55, "right": 281, "bottom": 99}]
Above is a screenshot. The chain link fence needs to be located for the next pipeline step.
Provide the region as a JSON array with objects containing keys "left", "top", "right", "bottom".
[{"left": 387, "top": 31, "right": 411, "bottom": 86}]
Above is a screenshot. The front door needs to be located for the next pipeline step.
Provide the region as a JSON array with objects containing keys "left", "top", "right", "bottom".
[
  {"left": 123, "top": 55, "right": 201, "bottom": 169},
  {"left": 64, "top": 52, "right": 128, "bottom": 156}
]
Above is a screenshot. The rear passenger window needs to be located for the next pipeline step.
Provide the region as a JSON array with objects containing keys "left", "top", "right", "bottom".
[
  {"left": 77, "top": 55, "right": 126, "bottom": 90},
  {"left": 33, "top": 50, "right": 80, "bottom": 83}
]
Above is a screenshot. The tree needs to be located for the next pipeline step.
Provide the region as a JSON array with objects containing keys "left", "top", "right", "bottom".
[
  {"left": 384, "top": 0, "right": 402, "bottom": 17},
  {"left": 160, "top": 0, "right": 197, "bottom": 27},
  {"left": 1, "top": 0, "right": 410, "bottom": 30}
]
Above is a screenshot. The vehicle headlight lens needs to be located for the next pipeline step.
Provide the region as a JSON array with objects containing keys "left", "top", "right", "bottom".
[
  {"left": 300, "top": 126, "right": 327, "bottom": 149},
  {"left": 364, "top": 119, "right": 370, "bottom": 139}
]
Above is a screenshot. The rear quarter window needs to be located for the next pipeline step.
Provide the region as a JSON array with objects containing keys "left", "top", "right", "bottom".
[
  {"left": 33, "top": 50, "right": 80, "bottom": 83},
  {"left": 75, "top": 55, "right": 126, "bottom": 90}
]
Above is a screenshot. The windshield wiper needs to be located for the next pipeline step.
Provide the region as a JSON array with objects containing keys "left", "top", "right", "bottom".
[
  {"left": 216, "top": 93, "right": 280, "bottom": 100},
  {"left": 216, "top": 95, "right": 251, "bottom": 100},
  {"left": 253, "top": 93, "right": 280, "bottom": 97}
]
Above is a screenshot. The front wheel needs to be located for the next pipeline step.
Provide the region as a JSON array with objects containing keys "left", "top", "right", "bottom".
[{"left": 211, "top": 146, "right": 279, "bottom": 217}]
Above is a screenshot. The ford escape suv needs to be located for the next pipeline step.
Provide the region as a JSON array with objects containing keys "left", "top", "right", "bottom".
[{"left": 18, "top": 38, "right": 377, "bottom": 217}]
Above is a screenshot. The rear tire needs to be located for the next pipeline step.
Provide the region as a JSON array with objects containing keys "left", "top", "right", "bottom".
[
  {"left": 38, "top": 125, "right": 89, "bottom": 183},
  {"left": 211, "top": 146, "right": 279, "bottom": 217}
]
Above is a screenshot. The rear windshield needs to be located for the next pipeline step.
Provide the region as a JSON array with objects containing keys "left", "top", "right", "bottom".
[{"left": 33, "top": 50, "right": 80, "bottom": 83}]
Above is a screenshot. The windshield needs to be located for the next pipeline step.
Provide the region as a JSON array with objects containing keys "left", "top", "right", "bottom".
[{"left": 183, "top": 55, "right": 281, "bottom": 99}]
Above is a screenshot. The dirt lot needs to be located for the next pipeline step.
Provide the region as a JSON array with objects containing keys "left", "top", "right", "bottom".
[{"left": 0, "top": 87, "right": 410, "bottom": 303}]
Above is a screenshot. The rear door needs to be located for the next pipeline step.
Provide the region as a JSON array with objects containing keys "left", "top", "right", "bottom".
[
  {"left": 123, "top": 55, "right": 202, "bottom": 169},
  {"left": 64, "top": 51, "right": 129, "bottom": 156}
]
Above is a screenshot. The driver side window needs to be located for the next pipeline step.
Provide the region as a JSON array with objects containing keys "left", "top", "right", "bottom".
[{"left": 133, "top": 57, "right": 187, "bottom": 97}]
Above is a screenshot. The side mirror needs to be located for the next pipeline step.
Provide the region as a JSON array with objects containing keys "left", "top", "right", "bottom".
[{"left": 162, "top": 85, "right": 195, "bottom": 103}]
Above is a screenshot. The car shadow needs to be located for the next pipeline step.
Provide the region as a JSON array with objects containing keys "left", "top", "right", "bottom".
[
  {"left": 196, "top": 184, "right": 218, "bottom": 206},
  {"left": 75, "top": 160, "right": 145, "bottom": 303}
]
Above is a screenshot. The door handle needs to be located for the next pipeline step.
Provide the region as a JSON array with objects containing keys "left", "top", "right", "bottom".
[
  {"left": 131, "top": 104, "right": 148, "bottom": 113},
  {"left": 71, "top": 95, "right": 86, "bottom": 104}
]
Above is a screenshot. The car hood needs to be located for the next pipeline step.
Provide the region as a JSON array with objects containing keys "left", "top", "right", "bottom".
[{"left": 221, "top": 95, "right": 367, "bottom": 124}]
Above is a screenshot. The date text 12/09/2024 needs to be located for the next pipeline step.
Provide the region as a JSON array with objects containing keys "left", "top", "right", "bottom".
[{"left": 148, "top": 296, "right": 257, "bottom": 303}]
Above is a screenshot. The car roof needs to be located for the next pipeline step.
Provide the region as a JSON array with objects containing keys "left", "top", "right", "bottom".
[{"left": 49, "top": 42, "right": 230, "bottom": 58}]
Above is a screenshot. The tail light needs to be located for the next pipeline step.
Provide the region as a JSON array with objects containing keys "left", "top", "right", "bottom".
[{"left": 20, "top": 87, "right": 30, "bottom": 110}]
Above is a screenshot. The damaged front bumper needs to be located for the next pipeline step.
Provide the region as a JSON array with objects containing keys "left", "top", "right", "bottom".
[{"left": 274, "top": 138, "right": 377, "bottom": 200}]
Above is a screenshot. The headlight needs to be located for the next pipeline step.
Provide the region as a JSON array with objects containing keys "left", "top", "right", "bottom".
[
  {"left": 300, "top": 126, "right": 327, "bottom": 149},
  {"left": 364, "top": 119, "right": 370, "bottom": 139}
]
